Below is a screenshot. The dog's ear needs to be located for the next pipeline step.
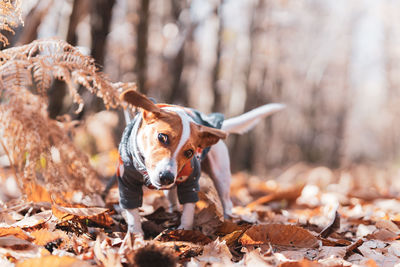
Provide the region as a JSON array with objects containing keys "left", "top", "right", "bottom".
[
  {"left": 196, "top": 125, "right": 228, "bottom": 149},
  {"left": 120, "top": 89, "right": 161, "bottom": 122}
]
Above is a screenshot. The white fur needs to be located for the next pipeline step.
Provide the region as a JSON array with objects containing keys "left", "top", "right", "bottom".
[
  {"left": 124, "top": 208, "right": 144, "bottom": 235},
  {"left": 164, "top": 187, "right": 179, "bottom": 212},
  {"left": 205, "top": 140, "right": 233, "bottom": 217},
  {"left": 149, "top": 157, "right": 177, "bottom": 189},
  {"left": 178, "top": 203, "right": 196, "bottom": 230},
  {"left": 119, "top": 164, "right": 124, "bottom": 177},
  {"left": 222, "top": 103, "right": 285, "bottom": 134},
  {"left": 166, "top": 108, "right": 191, "bottom": 160}
]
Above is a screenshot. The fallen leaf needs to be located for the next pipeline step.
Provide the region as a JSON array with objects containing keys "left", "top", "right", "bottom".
[
  {"left": 144, "top": 207, "right": 179, "bottom": 228},
  {"left": 278, "top": 259, "right": 322, "bottom": 267},
  {"left": 221, "top": 230, "right": 244, "bottom": 247},
  {"left": 25, "top": 183, "right": 52, "bottom": 203},
  {"left": 319, "top": 211, "right": 340, "bottom": 238},
  {"left": 93, "top": 235, "right": 122, "bottom": 267},
  {"left": 155, "top": 230, "right": 212, "bottom": 245},
  {"left": 0, "top": 227, "right": 33, "bottom": 241},
  {"left": 215, "top": 220, "right": 251, "bottom": 235},
  {"left": 239, "top": 224, "right": 320, "bottom": 248},
  {"left": 317, "top": 246, "right": 346, "bottom": 259},
  {"left": 375, "top": 220, "right": 400, "bottom": 234},
  {"left": 246, "top": 184, "right": 305, "bottom": 209},
  {"left": 195, "top": 238, "right": 232, "bottom": 263},
  {"left": 0, "top": 235, "right": 36, "bottom": 250},
  {"left": 16, "top": 255, "right": 91, "bottom": 267},
  {"left": 52, "top": 205, "right": 113, "bottom": 227},
  {"left": 30, "top": 229, "right": 68, "bottom": 246},
  {"left": 12, "top": 211, "right": 52, "bottom": 228},
  {"left": 194, "top": 205, "right": 223, "bottom": 236}
]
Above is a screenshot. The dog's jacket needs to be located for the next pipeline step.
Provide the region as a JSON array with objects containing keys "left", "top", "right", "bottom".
[{"left": 117, "top": 106, "right": 224, "bottom": 210}]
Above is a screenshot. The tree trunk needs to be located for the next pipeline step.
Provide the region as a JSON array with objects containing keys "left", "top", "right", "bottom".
[{"left": 136, "top": 0, "right": 150, "bottom": 94}]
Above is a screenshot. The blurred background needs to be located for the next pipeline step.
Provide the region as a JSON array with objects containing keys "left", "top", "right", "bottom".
[{"left": 5, "top": 0, "right": 400, "bottom": 177}]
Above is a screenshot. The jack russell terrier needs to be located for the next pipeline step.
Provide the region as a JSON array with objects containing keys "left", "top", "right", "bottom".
[{"left": 116, "top": 89, "right": 285, "bottom": 235}]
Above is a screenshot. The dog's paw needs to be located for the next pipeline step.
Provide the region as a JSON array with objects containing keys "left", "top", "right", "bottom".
[
  {"left": 223, "top": 209, "right": 239, "bottom": 220},
  {"left": 177, "top": 224, "right": 193, "bottom": 230},
  {"left": 128, "top": 224, "right": 145, "bottom": 236}
]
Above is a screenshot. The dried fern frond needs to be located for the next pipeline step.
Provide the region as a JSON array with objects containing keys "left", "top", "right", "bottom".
[
  {"left": 0, "top": 0, "right": 23, "bottom": 46},
  {"left": 0, "top": 89, "right": 103, "bottom": 193},
  {"left": 0, "top": 38, "right": 137, "bottom": 194},
  {"left": 1, "top": 38, "right": 122, "bottom": 109}
]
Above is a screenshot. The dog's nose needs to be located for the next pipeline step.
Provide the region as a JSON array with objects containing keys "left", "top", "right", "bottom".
[{"left": 159, "top": 171, "right": 174, "bottom": 185}]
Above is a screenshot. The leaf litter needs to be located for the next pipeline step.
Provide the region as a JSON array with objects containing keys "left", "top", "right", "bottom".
[{"left": 1, "top": 163, "right": 400, "bottom": 266}]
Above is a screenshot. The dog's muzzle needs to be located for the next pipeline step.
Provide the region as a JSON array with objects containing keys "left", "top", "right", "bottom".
[{"left": 159, "top": 171, "right": 175, "bottom": 185}]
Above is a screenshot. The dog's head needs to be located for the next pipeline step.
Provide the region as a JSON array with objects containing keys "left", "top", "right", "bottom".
[{"left": 121, "top": 89, "right": 227, "bottom": 189}]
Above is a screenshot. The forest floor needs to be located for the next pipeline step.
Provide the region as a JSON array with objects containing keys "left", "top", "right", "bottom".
[{"left": 1, "top": 158, "right": 400, "bottom": 267}]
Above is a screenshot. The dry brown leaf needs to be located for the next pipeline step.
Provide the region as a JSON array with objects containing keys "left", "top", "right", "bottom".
[
  {"left": 221, "top": 230, "right": 244, "bottom": 247},
  {"left": 12, "top": 211, "right": 52, "bottom": 229},
  {"left": 30, "top": 229, "right": 68, "bottom": 246},
  {"left": 155, "top": 230, "right": 212, "bottom": 245},
  {"left": 239, "top": 224, "right": 320, "bottom": 248},
  {"left": 194, "top": 205, "right": 223, "bottom": 236},
  {"left": 0, "top": 235, "right": 36, "bottom": 250},
  {"left": 52, "top": 205, "right": 113, "bottom": 227},
  {"left": 375, "top": 220, "right": 400, "bottom": 234},
  {"left": 246, "top": 184, "right": 305, "bottom": 209},
  {"left": 0, "top": 227, "right": 33, "bottom": 241},
  {"left": 279, "top": 259, "right": 322, "bottom": 267},
  {"left": 215, "top": 220, "right": 251, "bottom": 235},
  {"left": 25, "top": 183, "right": 52, "bottom": 203},
  {"left": 318, "top": 237, "right": 351, "bottom": 247},
  {"left": 319, "top": 211, "right": 340, "bottom": 238},
  {"left": 366, "top": 228, "right": 399, "bottom": 241},
  {"left": 16, "top": 255, "right": 91, "bottom": 267},
  {"left": 157, "top": 241, "right": 203, "bottom": 262}
]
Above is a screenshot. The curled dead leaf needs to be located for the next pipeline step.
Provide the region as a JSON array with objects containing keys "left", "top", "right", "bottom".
[
  {"left": 319, "top": 211, "right": 340, "bottom": 238},
  {"left": 239, "top": 224, "right": 320, "bottom": 248},
  {"left": 220, "top": 230, "right": 244, "bottom": 247},
  {"left": 12, "top": 211, "right": 52, "bottom": 229},
  {"left": 52, "top": 205, "right": 113, "bottom": 227}
]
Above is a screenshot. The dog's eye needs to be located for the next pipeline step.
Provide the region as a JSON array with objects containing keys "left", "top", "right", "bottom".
[
  {"left": 184, "top": 149, "right": 194, "bottom": 158},
  {"left": 158, "top": 133, "right": 169, "bottom": 145}
]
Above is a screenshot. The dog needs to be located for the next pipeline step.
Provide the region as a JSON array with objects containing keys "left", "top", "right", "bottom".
[{"left": 116, "top": 89, "right": 285, "bottom": 235}]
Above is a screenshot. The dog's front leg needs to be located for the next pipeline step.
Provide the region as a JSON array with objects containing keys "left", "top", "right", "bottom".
[
  {"left": 124, "top": 208, "right": 144, "bottom": 235},
  {"left": 164, "top": 187, "right": 179, "bottom": 212},
  {"left": 178, "top": 203, "right": 195, "bottom": 230}
]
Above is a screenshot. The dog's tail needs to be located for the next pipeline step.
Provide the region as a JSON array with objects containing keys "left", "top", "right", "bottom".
[{"left": 221, "top": 103, "right": 285, "bottom": 135}]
